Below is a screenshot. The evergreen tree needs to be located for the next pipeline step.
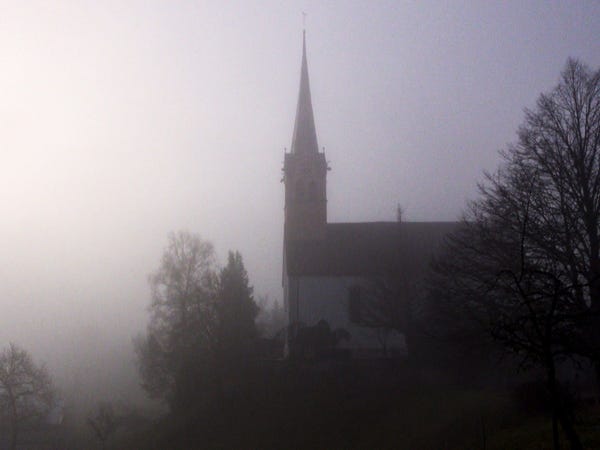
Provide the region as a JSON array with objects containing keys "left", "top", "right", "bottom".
[{"left": 216, "top": 251, "right": 259, "bottom": 361}]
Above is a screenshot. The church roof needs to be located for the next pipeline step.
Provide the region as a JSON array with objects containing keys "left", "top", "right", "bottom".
[
  {"left": 285, "top": 221, "right": 459, "bottom": 276},
  {"left": 290, "top": 31, "right": 319, "bottom": 155}
]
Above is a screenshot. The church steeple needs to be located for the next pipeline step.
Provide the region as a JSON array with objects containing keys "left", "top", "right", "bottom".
[
  {"left": 291, "top": 31, "right": 319, "bottom": 155},
  {"left": 283, "top": 31, "right": 328, "bottom": 241}
]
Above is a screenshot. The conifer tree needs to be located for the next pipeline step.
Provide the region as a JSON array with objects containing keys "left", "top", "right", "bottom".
[{"left": 216, "top": 251, "right": 259, "bottom": 361}]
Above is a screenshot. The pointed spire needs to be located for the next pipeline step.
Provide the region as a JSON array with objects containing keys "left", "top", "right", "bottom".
[{"left": 291, "top": 30, "right": 319, "bottom": 155}]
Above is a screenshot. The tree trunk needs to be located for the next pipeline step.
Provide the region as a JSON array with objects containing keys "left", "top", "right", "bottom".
[
  {"left": 547, "top": 355, "right": 583, "bottom": 450},
  {"left": 8, "top": 390, "right": 18, "bottom": 450},
  {"left": 547, "top": 357, "right": 561, "bottom": 450},
  {"left": 557, "top": 408, "right": 582, "bottom": 450},
  {"left": 9, "top": 423, "right": 17, "bottom": 450},
  {"left": 587, "top": 232, "right": 600, "bottom": 383},
  {"left": 552, "top": 412, "right": 559, "bottom": 450}
]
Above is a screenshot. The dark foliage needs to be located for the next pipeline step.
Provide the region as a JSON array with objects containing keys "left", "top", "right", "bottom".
[
  {"left": 348, "top": 273, "right": 418, "bottom": 357},
  {"left": 135, "top": 232, "right": 260, "bottom": 413},
  {"left": 256, "top": 297, "right": 287, "bottom": 339},
  {"left": 288, "top": 320, "right": 351, "bottom": 361},
  {"left": 134, "top": 231, "right": 218, "bottom": 411},
  {"left": 215, "top": 251, "right": 259, "bottom": 363}
]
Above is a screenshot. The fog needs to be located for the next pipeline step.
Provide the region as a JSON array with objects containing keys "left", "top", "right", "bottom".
[{"left": 1, "top": 0, "right": 599, "bottom": 422}]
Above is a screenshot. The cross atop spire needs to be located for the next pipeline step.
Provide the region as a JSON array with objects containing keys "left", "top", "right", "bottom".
[{"left": 290, "top": 31, "right": 319, "bottom": 155}]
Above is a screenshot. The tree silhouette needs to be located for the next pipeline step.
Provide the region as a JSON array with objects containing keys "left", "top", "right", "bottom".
[
  {"left": 213, "top": 251, "right": 259, "bottom": 401},
  {"left": 215, "top": 251, "right": 259, "bottom": 361},
  {"left": 135, "top": 234, "right": 261, "bottom": 411},
  {"left": 0, "top": 343, "right": 54, "bottom": 450},
  {"left": 135, "top": 231, "right": 218, "bottom": 410},
  {"left": 430, "top": 59, "right": 600, "bottom": 450}
]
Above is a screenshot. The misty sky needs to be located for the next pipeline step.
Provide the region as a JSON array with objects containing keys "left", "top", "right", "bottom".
[{"left": 1, "top": 1, "right": 599, "bottom": 374}]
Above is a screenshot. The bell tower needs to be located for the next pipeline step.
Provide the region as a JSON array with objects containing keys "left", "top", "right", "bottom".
[{"left": 283, "top": 31, "right": 328, "bottom": 241}]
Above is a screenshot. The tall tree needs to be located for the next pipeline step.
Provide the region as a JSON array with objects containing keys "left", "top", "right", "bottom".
[
  {"left": 515, "top": 59, "right": 600, "bottom": 364},
  {"left": 135, "top": 231, "right": 218, "bottom": 410},
  {"left": 215, "top": 251, "right": 259, "bottom": 362},
  {"left": 430, "top": 59, "right": 600, "bottom": 450},
  {"left": 0, "top": 343, "right": 54, "bottom": 450},
  {"left": 135, "top": 234, "right": 261, "bottom": 411},
  {"left": 431, "top": 175, "right": 586, "bottom": 449}
]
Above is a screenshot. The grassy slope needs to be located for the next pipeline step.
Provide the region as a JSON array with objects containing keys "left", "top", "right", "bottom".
[{"left": 116, "top": 362, "right": 600, "bottom": 450}]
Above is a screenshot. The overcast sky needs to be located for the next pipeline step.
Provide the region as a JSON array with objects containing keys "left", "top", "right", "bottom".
[{"left": 1, "top": 1, "right": 599, "bottom": 368}]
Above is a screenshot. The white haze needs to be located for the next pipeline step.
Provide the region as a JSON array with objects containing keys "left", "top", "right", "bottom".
[{"left": 0, "top": 1, "right": 599, "bottom": 403}]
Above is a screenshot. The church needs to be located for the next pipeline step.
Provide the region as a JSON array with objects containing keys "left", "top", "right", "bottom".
[{"left": 282, "top": 32, "right": 456, "bottom": 357}]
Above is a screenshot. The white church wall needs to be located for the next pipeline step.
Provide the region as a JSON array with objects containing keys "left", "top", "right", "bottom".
[{"left": 291, "top": 275, "right": 405, "bottom": 354}]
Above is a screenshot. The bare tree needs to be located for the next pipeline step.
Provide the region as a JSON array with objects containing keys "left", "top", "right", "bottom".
[
  {"left": 346, "top": 236, "right": 437, "bottom": 358},
  {"left": 348, "top": 272, "right": 416, "bottom": 356},
  {"left": 432, "top": 179, "right": 587, "bottom": 449},
  {"left": 430, "top": 59, "right": 600, "bottom": 450},
  {"left": 0, "top": 343, "right": 54, "bottom": 450},
  {"left": 513, "top": 59, "right": 600, "bottom": 361},
  {"left": 135, "top": 230, "right": 218, "bottom": 410}
]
